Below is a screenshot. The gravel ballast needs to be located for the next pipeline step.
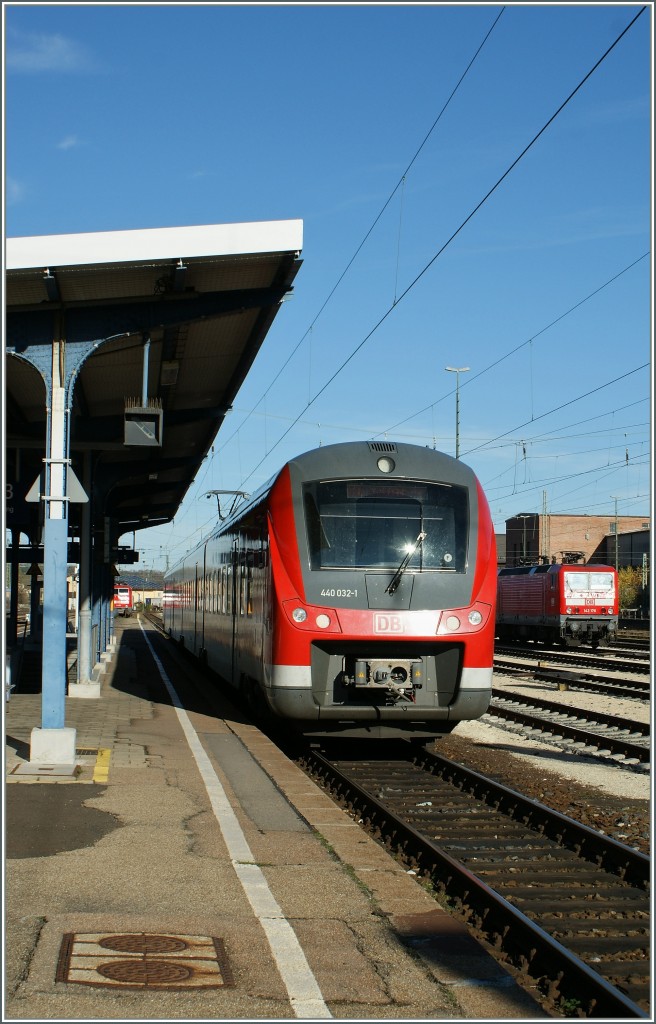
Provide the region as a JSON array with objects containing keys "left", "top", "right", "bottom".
[{"left": 435, "top": 672, "right": 650, "bottom": 854}]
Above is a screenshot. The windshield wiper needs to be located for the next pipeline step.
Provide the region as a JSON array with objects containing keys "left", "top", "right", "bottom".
[{"left": 385, "top": 531, "right": 426, "bottom": 595}]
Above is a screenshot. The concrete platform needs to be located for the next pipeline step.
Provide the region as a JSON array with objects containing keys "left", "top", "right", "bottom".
[{"left": 4, "top": 617, "right": 548, "bottom": 1020}]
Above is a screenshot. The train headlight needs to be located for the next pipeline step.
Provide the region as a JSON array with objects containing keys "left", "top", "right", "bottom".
[
  {"left": 566, "top": 607, "right": 573, "bottom": 614},
  {"left": 377, "top": 456, "right": 395, "bottom": 473},
  {"left": 292, "top": 607, "right": 307, "bottom": 623},
  {"left": 468, "top": 610, "right": 483, "bottom": 626},
  {"left": 446, "top": 615, "right": 460, "bottom": 631},
  {"left": 315, "top": 614, "right": 331, "bottom": 629}
]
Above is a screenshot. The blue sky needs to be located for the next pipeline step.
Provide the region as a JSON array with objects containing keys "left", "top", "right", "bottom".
[{"left": 4, "top": 3, "right": 652, "bottom": 573}]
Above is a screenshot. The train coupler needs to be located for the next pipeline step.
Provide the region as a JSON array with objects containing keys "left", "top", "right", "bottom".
[{"left": 344, "top": 658, "right": 423, "bottom": 702}]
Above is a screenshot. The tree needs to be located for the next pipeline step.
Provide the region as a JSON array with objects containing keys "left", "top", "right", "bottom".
[{"left": 617, "top": 566, "right": 642, "bottom": 610}]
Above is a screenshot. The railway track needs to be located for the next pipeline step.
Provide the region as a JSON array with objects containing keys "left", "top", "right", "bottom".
[
  {"left": 486, "top": 691, "right": 650, "bottom": 768},
  {"left": 611, "top": 638, "right": 651, "bottom": 653},
  {"left": 494, "top": 657, "right": 650, "bottom": 701},
  {"left": 495, "top": 644, "right": 650, "bottom": 676},
  {"left": 148, "top": 612, "right": 649, "bottom": 1015},
  {"left": 299, "top": 744, "right": 650, "bottom": 1019}
]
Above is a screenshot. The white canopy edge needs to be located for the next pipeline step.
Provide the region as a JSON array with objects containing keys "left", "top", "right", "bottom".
[{"left": 6, "top": 219, "right": 303, "bottom": 270}]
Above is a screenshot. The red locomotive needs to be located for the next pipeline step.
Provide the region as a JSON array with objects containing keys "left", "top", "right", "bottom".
[
  {"left": 164, "top": 441, "right": 497, "bottom": 742},
  {"left": 496, "top": 563, "right": 619, "bottom": 647},
  {"left": 113, "top": 583, "right": 134, "bottom": 616}
]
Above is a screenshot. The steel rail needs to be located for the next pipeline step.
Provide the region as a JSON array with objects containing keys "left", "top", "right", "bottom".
[
  {"left": 487, "top": 693, "right": 650, "bottom": 764},
  {"left": 494, "top": 659, "right": 650, "bottom": 700},
  {"left": 495, "top": 644, "right": 650, "bottom": 676},
  {"left": 301, "top": 747, "right": 649, "bottom": 1019}
]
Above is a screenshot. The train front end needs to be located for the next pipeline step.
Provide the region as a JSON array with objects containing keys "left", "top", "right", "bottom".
[
  {"left": 265, "top": 441, "right": 497, "bottom": 740},
  {"left": 559, "top": 565, "right": 619, "bottom": 647}
]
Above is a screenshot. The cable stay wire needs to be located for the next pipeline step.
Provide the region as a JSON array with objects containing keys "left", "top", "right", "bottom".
[
  {"left": 482, "top": 422, "right": 649, "bottom": 457},
  {"left": 226, "top": 403, "right": 647, "bottom": 450},
  {"left": 462, "top": 363, "right": 649, "bottom": 458},
  {"left": 488, "top": 451, "right": 650, "bottom": 505},
  {"left": 235, "top": 7, "right": 647, "bottom": 490},
  {"left": 377, "top": 251, "right": 649, "bottom": 437},
  {"left": 524, "top": 397, "right": 649, "bottom": 442},
  {"left": 492, "top": 437, "right": 649, "bottom": 465},
  {"left": 555, "top": 492, "right": 650, "bottom": 516},
  {"left": 480, "top": 429, "right": 649, "bottom": 490},
  {"left": 217, "top": 7, "right": 506, "bottom": 455}
]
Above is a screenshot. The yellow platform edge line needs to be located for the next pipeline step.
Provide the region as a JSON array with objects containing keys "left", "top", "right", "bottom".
[{"left": 93, "top": 748, "right": 111, "bottom": 783}]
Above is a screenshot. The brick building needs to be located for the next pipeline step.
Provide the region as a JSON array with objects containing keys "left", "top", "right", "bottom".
[{"left": 505, "top": 513, "right": 650, "bottom": 569}]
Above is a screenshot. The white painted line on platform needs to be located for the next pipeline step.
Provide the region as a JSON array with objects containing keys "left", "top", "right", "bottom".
[{"left": 139, "top": 621, "right": 332, "bottom": 1019}]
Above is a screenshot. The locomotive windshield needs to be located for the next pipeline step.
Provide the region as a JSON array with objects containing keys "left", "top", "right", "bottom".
[
  {"left": 303, "top": 479, "right": 468, "bottom": 572},
  {"left": 564, "top": 571, "right": 615, "bottom": 594}
]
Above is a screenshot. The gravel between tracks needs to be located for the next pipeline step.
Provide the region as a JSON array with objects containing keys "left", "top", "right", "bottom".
[{"left": 435, "top": 676, "right": 651, "bottom": 855}]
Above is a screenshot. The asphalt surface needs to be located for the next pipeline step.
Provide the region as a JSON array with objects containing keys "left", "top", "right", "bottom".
[{"left": 5, "top": 617, "right": 548, "bottom": 1020}]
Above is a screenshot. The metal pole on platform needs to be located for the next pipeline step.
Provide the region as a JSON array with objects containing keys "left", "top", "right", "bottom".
[
  {"left": 32, "top": 336, "right": 77, "bottom": 763},
  {"left": 72, "top": 451, "right": 99, "bottom": 695}
]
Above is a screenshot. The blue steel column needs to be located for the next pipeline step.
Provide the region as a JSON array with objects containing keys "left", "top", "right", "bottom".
[
  {"left": 31, "top": 335, "right": 77, "bottom": 762},
  {"left": 41, "top": 339, "right": 68, "bottom": 726},
  {"left": 41, "top": 517, "right": 68, "bottom": 726},
  {"left": 78, "top": 451, "right": 93, "bottom": 682}
]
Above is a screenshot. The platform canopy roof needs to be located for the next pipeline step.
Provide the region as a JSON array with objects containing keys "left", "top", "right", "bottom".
[{"left": 5, "top": 220, "right": 303, "bottom": 543}]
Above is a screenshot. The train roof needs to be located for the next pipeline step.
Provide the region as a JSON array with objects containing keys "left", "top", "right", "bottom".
[
  {"left": 166, "top": 440, "right": 481, "bottom": 577},
  {"left": 498, "top": 563, "right": 616, "bottom": 575}
]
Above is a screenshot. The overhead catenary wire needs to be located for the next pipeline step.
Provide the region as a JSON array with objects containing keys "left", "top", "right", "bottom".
[
  {"left": 234, "top": 7, "right": 647, "bottom": 492},
  {"left": 166, "top": 363, "right": 647, "bottom": 562},
  {"left": 217, "top": 7, "right": 506, "bottom": 454},
  {"left": 462, "top": 362, "right": 649, "bottom": 458},
  {"left": 489, "top": 451, "right": 650, "bottom": 506},
  {"left": 377, "top": 250, "right": 649, "bottom": 438},
  {"left": 225, "top": 403, "right": 648, "bottom": 451}
]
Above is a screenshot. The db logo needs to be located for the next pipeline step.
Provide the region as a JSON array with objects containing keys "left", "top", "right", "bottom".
[{"left": 374, "top": 613, "right": 403, "bottom": 634}]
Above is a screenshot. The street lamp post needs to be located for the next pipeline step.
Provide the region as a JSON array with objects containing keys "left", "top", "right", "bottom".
[{"left": 445, "top": 366, "right": 469, "bottom": 459}]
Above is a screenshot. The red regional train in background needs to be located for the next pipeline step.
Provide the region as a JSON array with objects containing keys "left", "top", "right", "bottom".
[
  {"left": 496, "top": 563, "right": 619, "bottom": 648},
  {"left": 163, "top": 441, "right": 497, "bottom": 742},
  {"left": 113, "top": 583, "right": 134, "bottom": 616}
]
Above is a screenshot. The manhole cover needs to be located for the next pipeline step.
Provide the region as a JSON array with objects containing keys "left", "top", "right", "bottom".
[
  {"left": 97, "top": 960, "right": 193, "bottom": 984},
  {"left": 99, "top": 934, "right": 188, "bottom": 954},
  {"left": 56, "top": 932, "right": 234, "bottom": 989}
]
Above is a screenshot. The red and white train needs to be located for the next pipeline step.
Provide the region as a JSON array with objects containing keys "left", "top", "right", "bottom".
[
  {"left": 163, "top": 441, "right": 497, "bottom": 742},
  {"left": 113, "top": 583, "right": 134, "bottom": 616},
  {"left": 496, "top": 563, "right": 619, "bottom": 647}
]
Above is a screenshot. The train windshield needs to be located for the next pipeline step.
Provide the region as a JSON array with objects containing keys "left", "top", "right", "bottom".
[
  {"left": 303, "top": 479, "right": 468, "bottom": 571},
  {"left": 564, "top": 572, "right": 615, "bottom": 594}
]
